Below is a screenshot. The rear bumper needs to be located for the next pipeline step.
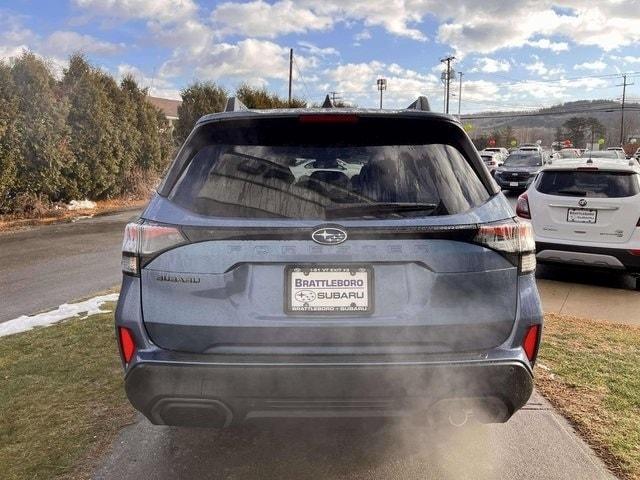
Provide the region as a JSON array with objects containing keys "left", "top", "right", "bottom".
[
  {"left": 124, "top": 358, "right": 533, "bottom": 427},
  {"left": 536, "top": 241, "right": 640, "bottom": 273}
]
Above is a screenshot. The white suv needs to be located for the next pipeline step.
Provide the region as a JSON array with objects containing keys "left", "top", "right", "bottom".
[{"left": 516, "top": 157, "right": 640, "bottom": 288}]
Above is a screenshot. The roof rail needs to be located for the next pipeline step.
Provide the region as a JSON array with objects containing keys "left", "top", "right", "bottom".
[
  {"left": 406, "top": 96, "right": 430, "bottom": 111},
  {"left": 321, "top": 94, "right": 334, "bottom": 108},
  {"left": 224, "top": 97, "right": 248, "bottom": 112}
]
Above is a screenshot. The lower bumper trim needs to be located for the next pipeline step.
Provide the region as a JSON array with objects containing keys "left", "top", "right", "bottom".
[{"left": 125, "top": 360, "right": 533, "bottom": 427}]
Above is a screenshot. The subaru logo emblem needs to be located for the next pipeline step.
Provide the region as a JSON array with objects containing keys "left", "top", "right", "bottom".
[
  {"left": 311, "top": 227, "right": 347, "bottom": 245},
  {"left": 578, "top": 198, "right": 587, "bottom": 207}
]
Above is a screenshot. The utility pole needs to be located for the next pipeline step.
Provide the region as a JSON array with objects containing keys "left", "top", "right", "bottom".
[
  {"left": 377, "top": 78, "right": 387, "bottom": 109},
  {"left": 457, "top": 71, "right": 463, "bottom": 119},
  {"left": 288, "top": 48, "right": 293, "bottom": 107},
  {"left": 440, "top": 55, "right": 455, "bottom": 114},
  {"left": 617, "top": 74, "right": 634, "bottom": 145}
]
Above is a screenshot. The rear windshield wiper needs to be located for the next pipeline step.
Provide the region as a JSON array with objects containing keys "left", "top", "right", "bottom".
[{"left": 325, "top": 202, "right": 439, "bottom": 219}]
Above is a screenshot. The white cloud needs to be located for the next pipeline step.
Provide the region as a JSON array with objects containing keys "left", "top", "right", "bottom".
[
  {"left": 42, "top": 31, "right": 124, "bottom": 56},
  {"left": 523, "top": 56, "right": 564, "bottom": 78},
  {"left": 354, "top": 29, "right": 372, "bottom": 44},
  {"left": 211, "top": 0, "right": 426, "bottom": 41},
  {"left": 471, "top": 57, "right": 511, "bottom": 73},
  {"left": 436, "top": 1, "right": 640, "bottom": 56},
  {"left": 297, "top": 41, "right": 339, "bottom": 57},
  {"left": 72, "top": 0, "right": 197, "bottom": 23},
  {"left": 526, "top": 38, "right": 569, "bottom": 52},
  {"left": 212, "top": 1, "right": 333, "bottom": 38},
  {"left": 611, "top": 55, "right": 640, "bottom": 64},
  {"left": 573, "top": 60, "right": 607, "bottom": 71},
  {"left": 160, "top": 38, "right": 313, "bottom": 87}
]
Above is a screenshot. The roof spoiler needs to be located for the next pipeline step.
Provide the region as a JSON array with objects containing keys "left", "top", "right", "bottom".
[
  {"left": 406, "top": 96, "right": 430, "bottom": 111},
  {"left": 224, "top": 97, "right": 248, "bottom": 112}
]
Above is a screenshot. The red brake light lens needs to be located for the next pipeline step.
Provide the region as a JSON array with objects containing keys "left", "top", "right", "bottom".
[
  {"left": 118, "top": 327, "right": 136, "bottom": 364},
  {"left": 516, "top": 193, "right": 531, "bottom": 219},
  {"left": 299, "top": 114, "right": 359, "bottom": 124},
  {"left": 522, "top": 324, "right": 541, "bottom": 363}
]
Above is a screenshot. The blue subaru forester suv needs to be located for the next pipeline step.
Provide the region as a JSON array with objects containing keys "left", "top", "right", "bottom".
[{"left": 115, "top": 97, "right": 543, "bottom": 428}]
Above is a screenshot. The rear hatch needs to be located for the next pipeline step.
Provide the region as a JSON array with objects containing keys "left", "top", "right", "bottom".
[
  {"left": 136, "top": 113, "right": 527, "bottom": 355},
  {"left": 531, "top": 167, "right": 640, "bottom": 243}
]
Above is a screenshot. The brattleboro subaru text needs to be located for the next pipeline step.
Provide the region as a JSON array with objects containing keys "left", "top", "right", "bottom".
[{"left": 115, "top": 96, "right": 543, "bottom": 429}]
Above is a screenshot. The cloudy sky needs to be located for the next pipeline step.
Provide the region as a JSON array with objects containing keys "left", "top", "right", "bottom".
[{"left": 2, "top": 0, "right": 640, "bottom": 111}]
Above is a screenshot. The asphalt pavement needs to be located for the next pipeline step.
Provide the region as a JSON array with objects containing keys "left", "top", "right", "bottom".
[{"left": 0, "top": 210, "right": 139, "bottom": 322}]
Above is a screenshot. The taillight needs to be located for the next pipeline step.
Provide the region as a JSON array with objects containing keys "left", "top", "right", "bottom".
[
  {"left": 516, "top": 193, "right": 531, "bottom": 219},
  {"left": 629, "top": 249, "right": 640, "bottom": 256},
  {"left": 121, "top": 222, "right": 186, "bottom": 275},
  {"left": 474, "top": 219, "right": 536, "bottom": 273},
  {"left": 118, "top": 326, "right": 136, "bottom": 364},
  {"left": 522, "top": 324, "right": 541, "bottom": 363}
]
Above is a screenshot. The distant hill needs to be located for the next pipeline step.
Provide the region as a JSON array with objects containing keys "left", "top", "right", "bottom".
[{"left": 461, "top": 99, "right": 640, "bottom": 146}]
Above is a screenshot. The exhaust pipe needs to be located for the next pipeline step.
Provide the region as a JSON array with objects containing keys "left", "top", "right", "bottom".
[{"left": 448, "top": 409, "right": 471, "bottom": 427}]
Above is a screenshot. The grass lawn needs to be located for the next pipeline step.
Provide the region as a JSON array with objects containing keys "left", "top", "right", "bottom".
[
  {"left": 0, "top": 305, "right": 134, "bottom": 480},
  {"left": 537, "top": 313, "right": 640, "bottom": 480}
]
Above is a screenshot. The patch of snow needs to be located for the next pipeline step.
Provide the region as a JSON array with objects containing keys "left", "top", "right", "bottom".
[
  {"left": 67, "top": 199, "right": 97, "bottom": 210},
  {"left": 0, "top": 293, "right": 119, "bottom": 338}
]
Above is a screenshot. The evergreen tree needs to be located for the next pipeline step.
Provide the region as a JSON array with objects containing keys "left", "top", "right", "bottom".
[
  {"left": 236, "top": 84, "right": 306, "bottom": 109},
  {"left": 175, "top": 82, "right": 227, "bottom": 145},
  {"left": 10, "top": 52, "right": 74, "bottom": 201},
  {"left": 0, "top": 62, "right": 20, "bottom": 211},
  {"left": 63, "top": 54, "right": 121, "bottom": 198}
]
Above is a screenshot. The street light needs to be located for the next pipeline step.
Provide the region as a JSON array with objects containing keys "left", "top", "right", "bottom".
[{"left": 377, "top": 78, "right": 387, "bottom": 109}]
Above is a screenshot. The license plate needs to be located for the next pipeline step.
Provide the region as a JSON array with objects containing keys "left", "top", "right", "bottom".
[
  {"left": 510, "top": 182, "right": 519, "bottom": 187},
  {"left": 285, "top": 265, "right": 373, "bottom": 314},
  {"left": 567, "top": 208, "right": 597, "bottom": 224}
]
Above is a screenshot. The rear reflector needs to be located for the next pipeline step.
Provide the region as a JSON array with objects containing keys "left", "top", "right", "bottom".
[
  {"left": 522, "top": 324, "right": 541, "bottom": 363},
  {"left": 299, "top": 114, "right": 359, "bottom": 124},
  {"left": 118, "top": 327, "right": 136, "bottom": 364},
  {"left": 629, "top": 249, "right": 640, "bottom": 256}
]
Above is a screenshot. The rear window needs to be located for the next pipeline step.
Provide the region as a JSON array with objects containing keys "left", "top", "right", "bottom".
[
  {"left": 504, "top": 153, "right": 542, "bottom": 167},
  {"left": 169, "top": 143, "right": 489, "bottom": 219},
  {"left": 536, "top": 170, "right": 640, "bottom": 198}
]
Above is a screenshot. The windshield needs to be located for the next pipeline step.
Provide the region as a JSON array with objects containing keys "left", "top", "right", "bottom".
[
  {"left": 503, "top": 153, "right": 542, "bottom": 167},
  {"left": 537, "top": 170, "right": 640, "bottom": 198},
  {"left": 169, "top": 143, "right": 489, "bottom": 219}
]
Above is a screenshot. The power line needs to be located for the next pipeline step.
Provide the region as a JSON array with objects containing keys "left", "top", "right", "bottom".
[{"left": 292, "top": 55, "right": 312, "bottom": 103}]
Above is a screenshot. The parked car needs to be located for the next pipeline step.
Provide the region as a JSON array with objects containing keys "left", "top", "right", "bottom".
[
  {"left": 551, "top": 148, "right": 581, "bottom": 160},
  {"left": 494, "top": 151, "right": 545, "bottom": 190},
  {"left": 480, "top": 152, "right": 504, "bottom": 174},
  {"left": 585, "top": 150, "right": 627, "bottom": 160},
  {"left": 516, "top": 157, "right": 640, "bottom": 289},
  {"left": 115, "top": 97, "right": 542, "bottom": 429},
  {"left": 480, "top": 147, "right": 509, "bottom": 161},
  {"left": 518, "top": 144, "right": 543, "bottom": 153}
]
